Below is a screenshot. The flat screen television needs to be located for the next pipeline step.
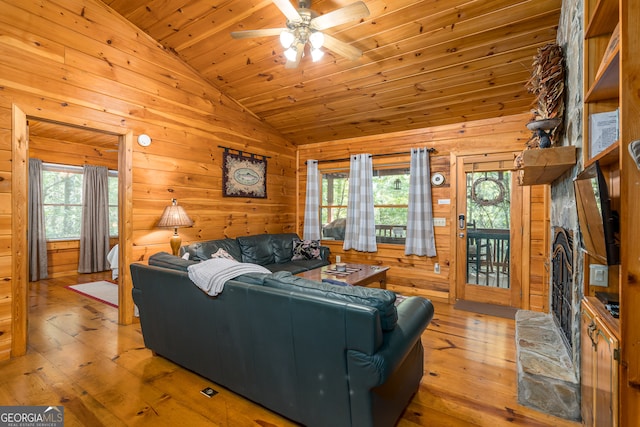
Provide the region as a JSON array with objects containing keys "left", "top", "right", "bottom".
[{"left": 573, "top": 160, "right": 619, "bottom": 266}]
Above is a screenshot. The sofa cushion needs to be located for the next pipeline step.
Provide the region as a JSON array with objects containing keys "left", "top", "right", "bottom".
[
  {"left": 263, "top": 263, "right": 308, "bottom": 274},
  {"left": 237, "top": 234, "right": 275, "bottom": 265},
  {"left": 183, "top": 239, "right": 243, "bottom": 262},
  {"left": 270, "top": 233, "right": 300, "bottom": 264},
  {"left": 148, "top": 251, "right": 198, "bottom": 271},
  {"left": 263, "top": 271, "right": 398, "bottom": 331},
  {"left": 290, "top": 259, "right": 329, "bottom": 271},
  {"left": 211, "top": 248, "right": 237, "bottom": 260},
  {"left": 292, "top": 239, "right": 322, "bottom": 260},
  {"left": 233, "top": 272, "right": 271, "bottom": 285}
]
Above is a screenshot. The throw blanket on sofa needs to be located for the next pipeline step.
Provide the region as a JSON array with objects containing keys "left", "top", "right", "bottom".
[{"left": 187, "top": 258, "right": 271, "bottom": 296}]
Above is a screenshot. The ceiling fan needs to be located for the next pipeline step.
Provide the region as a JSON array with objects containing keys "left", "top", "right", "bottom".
[{"left": 231, "top": 0, "right": 370, "bottom": 68}]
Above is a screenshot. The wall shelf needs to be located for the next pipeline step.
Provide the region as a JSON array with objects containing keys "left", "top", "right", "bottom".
[
  {"left": 516, "top": 146, "right": 577, "bottom": 185},
  {"left": 585, "top": 140, "right": 620, "bottom": 168},
  {"left": 585, "top": 0, "right": 619, "bottom": 37},
  {"left": 586, "top": 50, "right": 620, "bottom": 102}
]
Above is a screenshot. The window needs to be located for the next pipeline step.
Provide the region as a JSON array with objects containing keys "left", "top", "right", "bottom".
[
  {"left": 320, "top": 167, "right": 410, "bottom": 244},
  {"left": 108, "top": 170, "right": 118, "bottom": 237},
  {"left": 42, "top": 164, "right": 83, "bottom": 240},
  {"left": 42, "top": 163, "right": 119, "bottom": 240}
]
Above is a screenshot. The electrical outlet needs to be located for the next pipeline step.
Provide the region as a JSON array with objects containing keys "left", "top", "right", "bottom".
[
  {"left": 434, "top": 263, "right": 440, "bottom": 274},
  {"left": 433, "top": 218, "right": 446, "bottom": 227}
]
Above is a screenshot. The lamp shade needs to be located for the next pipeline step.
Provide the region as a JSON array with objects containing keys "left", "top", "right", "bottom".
[{"left": 157, "top": 199, "right": 194, "bottom": 229}]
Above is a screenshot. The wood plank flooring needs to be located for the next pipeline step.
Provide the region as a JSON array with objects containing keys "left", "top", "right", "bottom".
[{"left": 0, "top": 273, "right": 581, "bottom": 426}]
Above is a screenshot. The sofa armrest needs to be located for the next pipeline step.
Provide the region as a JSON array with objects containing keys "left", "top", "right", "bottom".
[{"left": 346, "top": 296, "right": 434, "bottom": 387}]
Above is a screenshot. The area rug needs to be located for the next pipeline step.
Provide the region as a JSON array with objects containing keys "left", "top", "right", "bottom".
[
  {"left": 66, "top": 281, "right": 118, "bottom": 308},
  {"left": 454, "top": 300, "right": 517, "bottom": 319}
]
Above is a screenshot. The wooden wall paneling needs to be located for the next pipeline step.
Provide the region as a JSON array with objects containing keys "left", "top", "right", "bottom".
[
  {"left": 28, "top": 137, "right": 119, "bottom": 169},
  {"left": 521, "top": 184, "right": 532, "bottom": 309},
  {"left": 620, "top": 0, "right": 640, "bottom": 423},
  {"left": 297, "top": 114, "right": 534, "bottom": 301},
  {"left": 0, "top": 104, "right": 11, "bottom": 360},
  {"left": 118, "top": 131, "right": 134, "bottom": 325},
  {"left": 527, "top": 185, "right": 550, "bottom": 312},
  {"left": 1, "top": 0, "right": 297, "bottom": 356},
  {"left": 10, "top": 105, "right": 28, "bottom": 359}
]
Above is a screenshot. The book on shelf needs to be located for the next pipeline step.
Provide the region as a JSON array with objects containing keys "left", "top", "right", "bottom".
[{"left": 590, "top": 109, "right": 619, "bottom": 158}]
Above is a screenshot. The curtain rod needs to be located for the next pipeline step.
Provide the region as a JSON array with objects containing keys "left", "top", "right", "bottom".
[
  {"left": 306, "top": 148, "right": 435, "bottom": 164},
  {"left": 218, "top": 145, "right": 271, "bottom": 159}
]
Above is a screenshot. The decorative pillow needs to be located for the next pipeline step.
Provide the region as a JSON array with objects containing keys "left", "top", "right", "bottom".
[
  {"left": 291, "top": 239, "right": 322, "bottom": 260},
  {"left": 211, "top": 248, "right": 236, "bottom": 260}
]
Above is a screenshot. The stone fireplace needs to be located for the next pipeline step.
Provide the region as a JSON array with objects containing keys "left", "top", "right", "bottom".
[
  {"left": 551, "top": 227, "right": 574, "bottom": 352},
  {"left": 515, "top": 226, "right": 580, "bottom": 421}
]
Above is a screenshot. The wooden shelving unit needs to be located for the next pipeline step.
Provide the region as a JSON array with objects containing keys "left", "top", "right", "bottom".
[
  {"left": 516, "top": 146, "right": 576, "bottom": 185},
  {"left": 585, "top": 49, "right": 619, "bottom": 102},
  {"left": 585, "top": 140, "right": 620, "bottom": 168},
  {"left": 580, "top": 0, "right": 631, "bottom": 424}
]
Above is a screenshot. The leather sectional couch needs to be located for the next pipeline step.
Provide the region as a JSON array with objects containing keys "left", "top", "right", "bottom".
[
  {"left": 130, "top": 247, "right": 435, "bottom": 427},
  {"left": 180, "top": 233, "right": 330, "bottom": 273}
]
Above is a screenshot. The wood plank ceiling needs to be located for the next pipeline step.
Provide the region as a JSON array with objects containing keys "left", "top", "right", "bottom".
[{"left": 100, "top": 0, "right": 562, "bottom": 145}]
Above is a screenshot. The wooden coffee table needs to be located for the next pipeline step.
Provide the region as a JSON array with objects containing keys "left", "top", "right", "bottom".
[{"left": 297, "top": 263, "right": 389, "bottom": 289}]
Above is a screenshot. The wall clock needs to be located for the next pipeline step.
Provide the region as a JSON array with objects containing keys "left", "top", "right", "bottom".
[
  {"left": 137, "top": 134, "right": 151, "bottom": 147},
  {"left": 431, "top": 173, "right": 445, "bottom": 186}
]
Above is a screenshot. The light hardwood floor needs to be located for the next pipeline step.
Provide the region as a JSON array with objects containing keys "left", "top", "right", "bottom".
[{"left": 0, "top": 273, "right": 581, "bottom": 426}]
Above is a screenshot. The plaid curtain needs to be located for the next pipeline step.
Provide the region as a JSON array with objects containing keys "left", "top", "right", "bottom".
[
  {"left": 405, "top": 148, "right": 436, "bottom": 256},
  {"left": 343, "top": 154, "right": 377, "bottom": 252},
  {"left": 303, "top": 160, "right": 321, "bottom": 240}
]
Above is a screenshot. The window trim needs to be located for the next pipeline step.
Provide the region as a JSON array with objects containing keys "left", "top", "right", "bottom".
[
  {"left": 319, "top": 163, "right": 411, "bottom": 245},
  {"left": 41, "top": 162, "right": 119, "bottom": 241}
]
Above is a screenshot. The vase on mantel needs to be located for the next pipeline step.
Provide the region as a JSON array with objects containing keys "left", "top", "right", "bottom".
[{"left": 526, "top": 117, "right": 562, "bottom": 148}]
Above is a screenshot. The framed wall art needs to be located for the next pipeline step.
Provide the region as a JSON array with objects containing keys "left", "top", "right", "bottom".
[{"left": 222, "top": 149, "right": 268, "bottom": 198}]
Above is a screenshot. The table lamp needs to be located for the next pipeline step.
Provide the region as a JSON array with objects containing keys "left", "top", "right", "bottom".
[{"left": 157, "top": 199, "right": 194, "bottom": 256}]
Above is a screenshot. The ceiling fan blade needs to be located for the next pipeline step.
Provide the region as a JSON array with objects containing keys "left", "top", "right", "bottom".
[
  {"left": 231, "top": 28, "right": 285, "bottom": 39},
  {"left": 322, "top": 33, "right": 363, "bottom": 60},
  {"left": 285, "top": 42, "right": 305, "bottom": 69},
  {"left": 310, "top": 1, "right": 370, "bottom": 31},
  {"left": 272, "top": 0, "right": 302, "bottom": 22}
]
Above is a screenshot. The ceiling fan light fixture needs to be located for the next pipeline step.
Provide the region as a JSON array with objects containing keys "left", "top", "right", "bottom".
[
  {"left": 311, "top": 48, "right": 324, "bottom": 62},
  {"left": 279, "top": 30, "right": 295, "bottom": 48},
  {"left": 309, "top": 31, "right": 325, "bottom": 49},
  {"left": 284, "top": 46, "right": 298, "bottom": 62},
  {"left": 231, "top": 0, "right": 371, "bottom": 68}
]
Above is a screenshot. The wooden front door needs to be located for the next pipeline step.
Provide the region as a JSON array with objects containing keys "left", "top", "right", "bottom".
[{"left": 455, "top": 153, "right": 523, "bottom": 307}]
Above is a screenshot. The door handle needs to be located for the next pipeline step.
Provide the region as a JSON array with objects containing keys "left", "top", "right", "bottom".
[
  {"left": 459, "top": 214, "right": 465, "bottom": 229},
  {"left": 587, "top": 321, "right": 597, "bottom": 349}
]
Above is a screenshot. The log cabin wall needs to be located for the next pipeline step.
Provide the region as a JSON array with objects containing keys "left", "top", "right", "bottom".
[
  {"left": 297, "top": 113, "right": 550, "bottom": 306},
  {"left": 529, "top": 185, "right": 551, "bottom": 312},
  {"left": 28, "top": 133, "right": 119, "bottom": 278},
  {"left": 0, "top": 0, "right": 295, "bottom": 360}
]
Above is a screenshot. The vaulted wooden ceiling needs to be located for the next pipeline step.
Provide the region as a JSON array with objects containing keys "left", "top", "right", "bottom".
[{"left": 100, "top": 0, "right": 562, "bottom": 145}]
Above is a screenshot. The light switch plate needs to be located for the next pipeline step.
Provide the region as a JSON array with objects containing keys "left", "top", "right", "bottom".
[
  {"left": 433, "top": 218, "right": 446, "bottom": 227},
  {"left": 589, "top": 264, "right": 609, "bottom": 287}
]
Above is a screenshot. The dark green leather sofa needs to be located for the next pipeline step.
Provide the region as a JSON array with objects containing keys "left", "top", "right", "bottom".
[
  {"left": 130, "top": 254, "right": 434, "bottom": 427},
  {"left": 179, "top": 233, "right": 330, "bottom": 273}
]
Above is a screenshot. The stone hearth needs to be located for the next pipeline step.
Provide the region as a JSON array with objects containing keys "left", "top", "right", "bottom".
[{"left": 515, "top": 310, "right": 580, "bottom": 420}]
